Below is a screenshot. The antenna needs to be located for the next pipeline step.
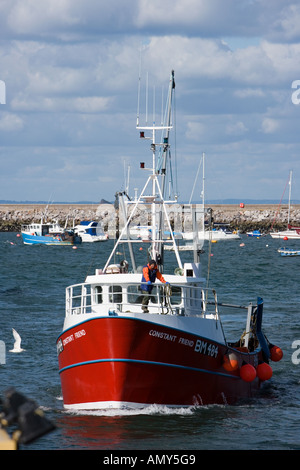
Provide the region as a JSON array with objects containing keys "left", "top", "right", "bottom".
[
  {"left": 146, "top": 72, "right": 148, "bottom": 125},
  {"left": 153, "top": 85, "right": 155, "bottom": 126},
  {"left": 126, "top": 164, "right": 131, "bottom": 196},
  {"left": 161, "top": 86, "right": 164, "bottom": 125},
  {"left": 136, "top": 48, "right": 142, "bottom": 127},
  {"left": 288, "top": 169, "right": 292, "bottom": 225}
]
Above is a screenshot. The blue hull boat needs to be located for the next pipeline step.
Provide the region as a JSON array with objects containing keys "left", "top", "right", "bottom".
[
  {"left": 278, "top": 247, "right": 300, "bottom": 257},
  {"left": 21, "top": 221, "right": 81, "bottom": 246}
]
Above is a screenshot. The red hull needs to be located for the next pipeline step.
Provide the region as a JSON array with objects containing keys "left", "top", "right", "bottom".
[{"left": 57, "top": 317, "right": 263, "bottom": 409}]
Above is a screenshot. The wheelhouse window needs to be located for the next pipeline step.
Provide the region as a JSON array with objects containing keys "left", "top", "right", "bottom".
[
  {"left": 109, "top": 285, "right": 122, "bottom": 303},
  {"left": 95, "top": 286, "right": 103, "bottom": 304}
]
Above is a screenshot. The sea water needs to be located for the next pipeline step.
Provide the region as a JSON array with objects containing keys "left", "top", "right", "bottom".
[{"left": 0, "top": 232, "right": 300, "bottom": 450}]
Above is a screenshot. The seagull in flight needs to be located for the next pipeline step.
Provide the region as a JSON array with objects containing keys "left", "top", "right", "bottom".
[{"left": 9, "top": 328, "right": 25, "bottom": 353}]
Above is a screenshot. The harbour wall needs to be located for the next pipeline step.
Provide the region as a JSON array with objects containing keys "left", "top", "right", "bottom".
[{"left": 1, "top": 203, "right": 300, "bottom": 233}]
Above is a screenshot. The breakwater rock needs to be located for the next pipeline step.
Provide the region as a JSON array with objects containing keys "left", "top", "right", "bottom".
[
  {"left": 0, "top": 204, "right": 107, "bottom": 232},
  {"left": 209, "top": 204, "right": 300, "bottom": 233},
  {"left": 1, "top": 203, "right": 300, "bottom": 233}
]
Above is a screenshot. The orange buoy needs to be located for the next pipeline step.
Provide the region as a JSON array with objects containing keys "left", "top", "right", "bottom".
[
  {"left": 240, "top": 363, "right": 256, "bottom": 382},
  {"left": 283, "top": 236, "right": 288, "bottom": 240},
  {"left": 256, "top": 362, "right": 273, "bottom": 381},
  {"left": 223, "top": 352, "right": 239, "bottom": 372},
  {"left": 269, "top": 345, "right": 283, "bottom": 362},
  {"left": 240, "top": 203, "right": 245, "bottom": 208}
]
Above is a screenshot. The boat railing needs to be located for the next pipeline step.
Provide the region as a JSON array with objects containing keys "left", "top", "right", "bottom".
[{"left": 65, "top": 282, "right": 223, "bottom": 318}]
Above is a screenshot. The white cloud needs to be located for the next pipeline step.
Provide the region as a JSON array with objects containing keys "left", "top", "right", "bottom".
[
  {"left": 0, "top": 0, "right": 298, "bottom": 42},
  {"left": 6, "top": 0, "right": 80, "bottom": 35},
  {"left": 234, "top": 88, "right": 265, "bottom": 98},
  {"left": 185, "top": 121, "right": 206, "bottom": 141},
  {"left": 136, "top": 0, "right": 217, "bottom": 28},
  {"left": 0, "top": 113, "right": 23, "bottom": 131},
  {"left": 261, "top": 117, "right": 280, "bottom": 134},
  {"left": 11, "top": 95, "right": 112, "bottom": 113},
  {"left": 1, "top": 0, "right": 300, "bottom": 202},
  {"left": 139, "top": 36, "right": 300, "bottom": 88},
  {"left": 1, "top": 0, "right": 139, "bottom": 39},
  {"left": 226, "top": 120, "right": 248, "bottom": 136},
  {"left": 270, "top": 3, "right": 300, "bottom": 42}
]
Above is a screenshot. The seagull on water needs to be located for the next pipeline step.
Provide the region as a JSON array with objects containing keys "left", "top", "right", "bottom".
[{"left": 9, "top": 328, "right": 25, "bottom": 353}]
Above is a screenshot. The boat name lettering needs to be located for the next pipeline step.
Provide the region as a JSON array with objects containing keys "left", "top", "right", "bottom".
[
  {"left": 74, "top": 329, "right": 86, "bottom": 339},
  {"left": 194, "top": 339, "right": 218, "bottom": 358},
  {"left": 62, "top": 330, "right": 86, "bottom": 347},
  {"left": 63, "top": 334, "right": 74, "bottom": 346},
  {"left": 178, "top": 337, "right": 194, "bottom": 347},
  {"left": 149, "top": 330, "right": 177, "bottom": 342}
]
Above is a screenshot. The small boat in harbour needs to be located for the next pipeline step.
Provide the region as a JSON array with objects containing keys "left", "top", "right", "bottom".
[
  {"left": 278, "top": 247, "right": 300, "bottom": 256},
  {"left": 73, "top": 220, "right": 109, "bottom": 242},
  {"left": 247, "top": 230, "right": 262, "bottom": 238},
  {"left": 270, "top": 225, "right": 300, "bottom": 240},
  {"left": 21, "top": 220, "right": 81, "bottom": 246},
  {"left": 270, "top": 171, "right": 300, "bottom": 240},
  {"left": 57, "top": 71, "right": 282, "bottom": 410},
  {"left": 181, "top": 227, "right": 240, "bottom": 241}
]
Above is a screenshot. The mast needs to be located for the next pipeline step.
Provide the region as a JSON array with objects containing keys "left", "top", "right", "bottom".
[
  {"left": 160, "top": 70, "right": 175, "bottom": 198},
  {"left": 288, "top": 170, "right": 292, "bottom": 225},
  {"left": 157, "top": 71, "right": 175, "bottom": 269},
  {"left": 104, "top": 71, "right": 182, "bottom": 274},
  {"left": 135, "top": 71, "right": 177, "bottom": 270}
]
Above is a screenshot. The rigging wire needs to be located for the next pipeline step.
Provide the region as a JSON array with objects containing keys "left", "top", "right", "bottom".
[
  {"left": 189, "top": 155, "right": 203, "bottom": 204},
  {"left": 206, "top": 227, "right": 213, "bottom": 291},
  {"left": 155, "top": 74, "right": 178, "bottom": 200},
  {"left": 173, "top": 89, "right": 178, "bottom": 199}
]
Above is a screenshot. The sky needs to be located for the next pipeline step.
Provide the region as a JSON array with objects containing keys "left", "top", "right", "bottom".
[{"left": 1, "top": 0, "right": 300, "bottom": 203}]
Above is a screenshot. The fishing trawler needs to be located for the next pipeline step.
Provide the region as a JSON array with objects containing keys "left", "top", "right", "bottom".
[
  {"left": 57, "top": 71, "right": 282, "bottom": 410},
  {"left": 21, "top": 220, "right": 81, "bottom": 246}
]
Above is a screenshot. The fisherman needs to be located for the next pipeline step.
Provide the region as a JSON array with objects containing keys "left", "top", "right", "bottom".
[{"left": 140, "top": 259, "right": 168, "bottom": 312}]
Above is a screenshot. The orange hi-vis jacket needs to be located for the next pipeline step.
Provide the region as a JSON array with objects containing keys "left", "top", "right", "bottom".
[{"left": 141, "top": 263, "right": 166, "bottom": 292}]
